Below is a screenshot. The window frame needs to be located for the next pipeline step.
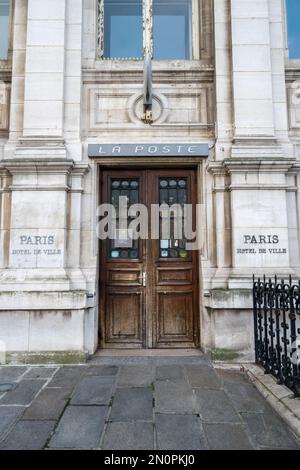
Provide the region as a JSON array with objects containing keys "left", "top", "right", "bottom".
[
  {"left": 97, "top": 0, "right": 200, "bottom": 61},
  {"left": 284, "top": 0, "right": 300, "bottom": 61},
  {"left": 0, "top": 0, "right": 12, "bottom": 62}
]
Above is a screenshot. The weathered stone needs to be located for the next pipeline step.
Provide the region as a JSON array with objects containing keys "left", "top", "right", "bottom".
[
  {"left": 154, "top": 380, "right": 195, "bottom": 413},
  {"left": 0, "top": 420, "right": 55, "bottom": 450},
  {"left": 89, "top": 356, "right": 209, "bottom": 366},
  {"left": 49, "top": 406, "right": 108, "bottom": 449},
  {"left": 215, "top": 368, "right": 250, "bottom": 385},
  {"left": 155, "top": 414, "right": 207, "bottom": 450},
  {"left": 48, "top": 367, "right": 83, "bottom": 383},
  {"left": 117, "top": 365, "right": 155, "bottom": 387},
  {"left": 23, "top": 367, "right": 57, "bottom": 379},
  {"left": 185, "top": 365, "right": 221, "bottom": 389},
  {"left": 102, "top": 421, "right": 154, "bottom": 450},
  {"left": 224, "top": 381, "right": 270, "bottom": 413},
  {"left": 0, "top": 379, "right": 46, "bottom": 405},
  {"left": 0, "top": 406, "right": 25, "bottom": 440},
  {"left": 71, "top": 376, "right": 115, "bottom": 405},
  {"left": 22, "top": 387, "right": 69, "bottom": 420},
  {"left": 203, "top": 423, "right": 254, "bottom": 450},
  {"left": 84, "top": 366, "right": 118, "bottom": 377},
  {"left": 0, "top": 366, "right": 28, "bottom": 382},
  {"left": 281, "top": 396, "right": 300, "bottom": 420},
  {"left": 0, "top": 362, "right": 298, "bottom": 450},
  {"left": 110, "top": 388, "right": 153, "bottom": 421},
  {"left": 241, "top": 411, "right": 300, "bottom": 449},
  {"left": 47, "top": 366, "right": 83, "bottom": 393},
  {"left": 156, "top": 365, "right": 184, "bottom": 381},
  {"left": 194, "top": 388, "right": 241, "bottom": 423}
]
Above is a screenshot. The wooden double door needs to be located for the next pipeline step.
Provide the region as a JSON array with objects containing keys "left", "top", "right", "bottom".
[{"left": 99, "top": 168, "right": 199, "bottom": 349}]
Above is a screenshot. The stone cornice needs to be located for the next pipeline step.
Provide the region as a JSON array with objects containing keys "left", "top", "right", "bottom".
[
  {"left": 223, "top": 158, "right": 296, "bottom": 173},
  {"left": 290, "top": 162, "right": 300, "bottom": 170},
  {"left": 207, "top": 162, "right": 226, "bottom": 175},
  {"left": 208, "top": 158, "right": 296, "bottom": 174},
  {"left": 2, "top": 159, "right": 75, "bottom": 175},
  {"left": 70, "top": 163, "right": 90, "bottom": 176},
  {"left": 0, "top": 62, "right": 12, "bottom": 83},
  {"left": 83, "top": 64, "right": 214, "bottom": 84},
  {"left": 0, "top": 165, "right": 10, "bottom": 180},
  {"left": 285, "top": 67, "right": 300, "bottom": 82},
  {"left": 0, "top": 161, "right": 90, "bottom": 192},
  {"left": 0, "top": 160, "right": 90, "bottom": 193}
]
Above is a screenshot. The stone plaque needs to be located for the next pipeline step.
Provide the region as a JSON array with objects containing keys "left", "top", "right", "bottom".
[{"left": 9, "top": 231, "right": 64, "bottom": 268}]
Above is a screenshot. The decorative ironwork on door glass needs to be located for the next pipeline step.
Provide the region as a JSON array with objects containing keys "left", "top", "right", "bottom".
[
  {"left": 109, "top": 178, "right": 139, "bottom": 260},
  {"left": 159, "top": 177, "right": 189, "bottom": 259}
]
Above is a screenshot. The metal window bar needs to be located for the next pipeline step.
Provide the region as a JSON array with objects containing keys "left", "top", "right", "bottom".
[{"left": 253, "top": 275, "right": 300, "bottom": 397}]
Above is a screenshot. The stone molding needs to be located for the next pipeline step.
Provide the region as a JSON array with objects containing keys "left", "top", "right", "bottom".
[
  {"left": 83, "top": 65, "right": 214, "bottom": 85},
  {"left": 207, "top": 157, "right": 300, "bottom": 176},
  {"left": 0, "top": 81, "right": 10, "bottom": 132},
  {"left": 223, "top": 158, "right": 296, "bottom": 173},
  {"left": 0, "top": 289, "right": 88, "bottom": 311},
  {"left": 2, "top": 160, "right": 89, "bottom": 177},
  {"left": 0, "top": 63, "right": 12, "bottom": 83}
]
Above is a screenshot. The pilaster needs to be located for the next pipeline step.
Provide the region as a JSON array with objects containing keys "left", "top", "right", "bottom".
[
  {"left": 213, "top": 0, "right": 233, "bottom": 161},
  {"left": 230, "top": 0, "right": 275, "bottom": 138},
  {"left": 23, "top": 0, "right": 66, "bottom": 139}
]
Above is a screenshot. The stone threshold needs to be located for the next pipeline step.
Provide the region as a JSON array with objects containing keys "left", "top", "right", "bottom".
[
  {"left": 216, "top": 362, "right": 300, "bottom": 440},
  {"left": 89, "top": 349, "right": 210, "bottom": 365},
  {"left": 94, "top": 348, "right": 204, "bottom": 357}
]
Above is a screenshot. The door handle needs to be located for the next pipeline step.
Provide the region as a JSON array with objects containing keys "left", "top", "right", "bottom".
[{"left": 140, "top": 271, "right": 147, "bottom": 287}]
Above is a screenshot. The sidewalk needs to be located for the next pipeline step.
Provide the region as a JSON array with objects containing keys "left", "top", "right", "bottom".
[{"left": 0, "top": 356, "right": 299, "bottom": 450}]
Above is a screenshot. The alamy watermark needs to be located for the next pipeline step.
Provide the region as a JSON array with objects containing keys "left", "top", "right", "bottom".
[{"left": 96, "top": 197, "right": 205, "bottom": 250}]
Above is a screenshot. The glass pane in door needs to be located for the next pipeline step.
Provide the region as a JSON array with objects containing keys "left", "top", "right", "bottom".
[
  {"left": 159, "top": 177, "right": 189, "bottom": 259},
  {"left": 109, "top": 178, "right": 140, "bottom": 259}
]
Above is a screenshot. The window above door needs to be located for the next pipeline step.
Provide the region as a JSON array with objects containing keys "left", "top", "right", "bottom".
[
  {"left": 286, "top": 0, "right": 300, "bottom": 59},
  {"left": 98, "top": 0, "right": 196, "bottom": 61},
  {"left": 0, "top": 0, "right": 10, "bottom": 60}
]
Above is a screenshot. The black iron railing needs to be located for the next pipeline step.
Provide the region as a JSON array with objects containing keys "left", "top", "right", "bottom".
[{"left": 253, "top": 275, "right": 300, "bottom": 397}]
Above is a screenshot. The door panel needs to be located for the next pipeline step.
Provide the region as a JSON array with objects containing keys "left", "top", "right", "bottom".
[
  {"left": 106, "top": 291, "right": 144, "bottom": 343},
  {"left": 100, "top": 170, "right": 146, "bottom": 348},
  {"left": 156, "top": 267, "right": 193, "bottom": 285},
  {"left": 99, "top": 168, "right": 199, "bottom": 349},
  {"left": 148, "top": 170, "right": 198, "bottom": 348},
  {"left": 156, "top": 292, "right": 194, "bottom": 342},
  {"left": 108, "top": 268, "right": 142, "bottom": 284}
]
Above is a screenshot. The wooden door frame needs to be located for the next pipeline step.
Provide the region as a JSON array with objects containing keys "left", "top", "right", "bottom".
[{"left": 97, "top": 162, "right": 202, "bottom": 350}]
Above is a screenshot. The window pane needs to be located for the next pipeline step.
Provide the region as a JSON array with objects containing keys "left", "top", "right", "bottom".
[
  {"left": 104, "top": 0, "right": 143, "bottom": 59},
  {"left": 109, "top": 178, "right": 140, "bottom": 260},
  {"left": 286, "top": 0, "right": 300, "bottom": 58},
  {"left": 0, "top": 0, "right": 9, "bottom": 60},
  {"left": 153, "top": 0, "right": 192, "bottom": 60}
]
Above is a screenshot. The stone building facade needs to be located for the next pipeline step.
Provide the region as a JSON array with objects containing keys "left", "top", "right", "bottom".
[{"left": 0, "top": 0, "right": 300, "bottom": 361}]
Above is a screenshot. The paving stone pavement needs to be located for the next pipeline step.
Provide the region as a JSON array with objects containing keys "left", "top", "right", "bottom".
[{"left": 0, "top": 361, "right": 299, "bottom": 450}]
